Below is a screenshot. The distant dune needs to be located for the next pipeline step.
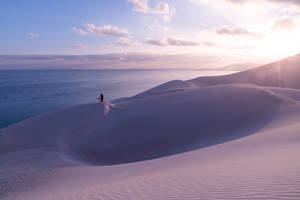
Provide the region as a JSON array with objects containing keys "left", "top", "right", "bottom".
[
  {"left": 132, "top": 53, "right": 300, "bottom": 98},
  {"left": 190, "top": 53, "right": 300, "bottom": 88},
  {"left": 219, "top": 62, "right": 260, "bottom": 71},
  {"left": 1, "top": 54, "right": 300, "bottom": 199}
]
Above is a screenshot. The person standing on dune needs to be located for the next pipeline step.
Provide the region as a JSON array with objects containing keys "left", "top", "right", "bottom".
[{"left": 100, "top": 93, "right": 104, "bottom": 102}]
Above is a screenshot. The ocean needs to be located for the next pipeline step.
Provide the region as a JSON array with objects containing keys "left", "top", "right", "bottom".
[{"left": 0, "top": 69, "right": 234, "bottom": 129}]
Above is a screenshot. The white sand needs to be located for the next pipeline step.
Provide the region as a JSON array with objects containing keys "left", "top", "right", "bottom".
[{"left": 1, "top": 54, "right": 300, "bottom": 199}]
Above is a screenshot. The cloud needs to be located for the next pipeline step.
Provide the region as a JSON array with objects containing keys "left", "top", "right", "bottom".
[
  {"left": 127, "top": 0, "right": 176, "bottom": 21},
  {"left": 234, "top": 0, "right": 300, "bottom": 6},
  {"left": 145, "top": 37, "right": 167, "bottom": 46},
  {"left": 145, "top": 37, "right": 201, "bottom": 46},
  {"left": 29, "top": 32, "right": 39, "bottom": 38},
  {"left": 203, "top": 41, "right": 216, "bottom": 46},
  {"left": 166, "top": 37, "right": 200, "bottom": 46},
  {"left": 128, "top": 0, "right": 169, "bottom": 14},
  {"left": 127, "top": 0, "right": 149, "bottom": 13},
  {"left": 0, "top": 54, "right": 230, "bottom": 69},
  {"left": 154, "top": 2, "right": 171, "bottom": 14},
  {"left": 215, "top": 26, "right": 261, "bottom": 38},
  {"left": 72, "top": 44, "right": 87, "bottom": 49},
  {"left": 271, "top": 18, "right": 297, "bottom": 32},
  {"left": 116, "top": 37, "right": 142, "bottom": 46},
  {"left": 72, "top": 27, "right": 87, "bottom": 35},
  {"left": 84, "top": 24, "right": 130, "bottom": 36},
  {"left": 189, "top": 0, "right": 300, "bottom": 7},
  {"left": 147, "top": 19, "right": 171, "bottom": 31},
  {"left": 103, "top": 44, "right": 117, "bottom": 49},
  {"left": 163, "top": 8, "right": 176, "bottom": 22}
]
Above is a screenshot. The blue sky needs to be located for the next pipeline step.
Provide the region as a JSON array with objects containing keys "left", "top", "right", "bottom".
[
  {"left": 1, "top": 0, "right": 137, "bottom": 54},
  {"left": 1, "top": 0, "right": 300, "bottom": 68}
]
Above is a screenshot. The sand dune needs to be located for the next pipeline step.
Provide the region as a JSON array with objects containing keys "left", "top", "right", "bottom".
[
  {"left": 1, "top": 54, "right": 300, "bottom": 199},
  {"left": 70, "top": 85, "right": 284, "bottom": 165},
  {"left": 189, "top": 53, "right": 300, "bottom": 88},
  {"left": 128, "top": 53, "right": 300, "bottom": 99}
]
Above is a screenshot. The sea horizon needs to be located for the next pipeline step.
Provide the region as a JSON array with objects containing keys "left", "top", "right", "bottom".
[{"left": 0, "top": 69, "right": 235, "bottom": 129}]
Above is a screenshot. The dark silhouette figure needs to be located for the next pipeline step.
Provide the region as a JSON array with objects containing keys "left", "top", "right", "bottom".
[{"left": 100, "top": 93, "right": 104, "bottom": 102}]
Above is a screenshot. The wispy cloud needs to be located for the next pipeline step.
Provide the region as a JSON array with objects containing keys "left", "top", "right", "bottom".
[
  {"left": 189, "top": 0, "right": 300, "bottom": 7},
  {"left": 163, "top": 8, "right": 176, "bottom": 22},
  {"left": 73, "top": 24, "right": 130, "bottom": 37},
  {"left": 203, "top": 41, "right": 216, "bottom": 47},
  {"left": 29, "top": 32, "right": 39, "bottom": 38},
  {"left": 166, "top": 37, "right": 200, "bottom": 46},
  {"left": 271, "top": 18, "right": 297, "bottom": 32},
  {"left": 103, "top": 44, "right": 117, "bottom": 49},
  {"left": 145, "top": 37, "right": 167, "bottom": 46},
  {"left": 72, "top": 27, "right": 87, "bottom": 35},
  {"left": 230, "top": 0, "right": 300, "bottom": 6},
  {"left": 0, "top": 54, "right": 233, "bottom": 69},
  {"left": 72, "top": 44, "right": 87, "bottom": 49},
  {"left": 153, "top": 2, "right": 172, "bottom": 14},
  {"left": 116, "top": 37, "right": 141, "bottom": 46},
  {"left": 84, "top": 24, "right": 130, "bottom": 36},
  {"left": 147, "top": 19, "right": 171, "bottom": 31},
  {"left": 127, "top": 0, "right": 176, "bottom": 22},
  {"left": 215, "top": 26, "right": 262, "bottom": 38},
  {"left": 127, "top": 0, "right": 169, "bottom": 14},
  {"left": 145, "top": 37, "right": 201, "bottom": 46},
  {"left": 127, "top": 0, "right": 149, "bottom": 13}
]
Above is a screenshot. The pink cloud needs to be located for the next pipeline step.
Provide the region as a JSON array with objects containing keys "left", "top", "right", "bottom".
[
  {"left": 194, "top": 0, "right": 300, "bottom": 6},
  {"left": 271, "top": 18, "right": 296, "bottom": 32},
  {"left": 215, "top": 26, "right": 255, "bottom": 36},
  {"left": 84, "top": 24, "right": 130, "bottom": 36},
  {"left": 127, "top": 0, "right": 176, "bottom": 21},
  {"left": 214, "top": 26, "right": 262, "bottom": 39},
  {"left": 127, "top": 0, "right": 149, "bottom": 13},
  {"left": 145, "top": 37, "right": 201, "bottom": 46},
  {"left": 72, "top": 27, "right": 87, "bottom": 35},
  {"left": 72, "top": 44, "right": 87, "bottom": 49},
  {"left": 116, "top": 37, "right": 141, "bottom": 46},
  {"left": 29, "top": 32, "right": 39, "bottom": 38}
]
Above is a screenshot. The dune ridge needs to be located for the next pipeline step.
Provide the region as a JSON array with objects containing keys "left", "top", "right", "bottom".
[
  {"left": 1, "top": 54, "right": 300, "bottom": 199},
  {"left": 122, "top": 53, "right": 300, "bottom": 99}
]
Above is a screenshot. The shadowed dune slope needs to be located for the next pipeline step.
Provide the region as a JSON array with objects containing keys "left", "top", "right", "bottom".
[
  {"left": 0, "top": 103, "right": 105, "bottom": 154},
  {"left": 0, "top": 85, "right": 288, "bottom": 166},
  {"left": 69, "top": 85, "right": 285, "bottom": 164}
]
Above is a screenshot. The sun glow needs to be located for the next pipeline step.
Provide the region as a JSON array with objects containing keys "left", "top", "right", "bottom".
[{"left": 259, "top": 31, "right": 300, "bottom": 59}]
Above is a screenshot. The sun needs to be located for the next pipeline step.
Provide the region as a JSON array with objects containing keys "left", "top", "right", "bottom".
[{"left": 259, "top": 31, "right": 300, "bottom": 59}]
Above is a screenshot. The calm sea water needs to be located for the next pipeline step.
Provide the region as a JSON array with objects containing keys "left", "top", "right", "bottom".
[{"left": 0, "top": 70, "right": 234, "bottom": 129}]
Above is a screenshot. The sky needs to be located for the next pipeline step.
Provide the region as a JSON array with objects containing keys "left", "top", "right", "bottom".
[{"left": 1, "top": 0, "right": 300, "bottom": 69}]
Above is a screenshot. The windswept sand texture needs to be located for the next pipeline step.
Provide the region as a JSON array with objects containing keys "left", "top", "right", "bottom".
[{"left": 1, "top": 54, "right": 300, "bottom": 199}]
